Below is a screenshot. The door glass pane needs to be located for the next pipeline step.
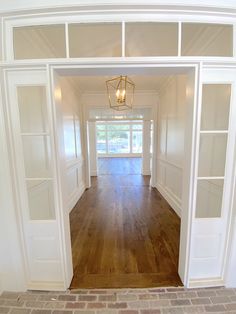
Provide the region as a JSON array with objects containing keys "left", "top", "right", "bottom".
[
  {"left": 132, "top": 131, "right": 142, "bottom": 153},
  {"left": 108, "top": 131, "right": 130, "bottom": 154},
  {"left": 13, "top": 25, "right": 66, "bottom": 59},
  {"left": 69, "top": 23, "right": 122, "bottom": 57},
  {"left": 97, "top": 131, "right": 106, "bottom": 154},
  {"left": 27, "top": 180, "right": 55, "bottom": 220},
  {"left": 196, "top": 179, "right": 223, "bottom": 218},
  {"left": 17, "top": 86, "right": 48, "bottom": 133},
  {"left": 201, "top": 84, "right": 231, "bottom": 131},
  {"left": 198, "top": 134, "right": 227, "bottom": 177},
  {"left": 126, "top": 23, "right": 178, "bottom": 56},
  {"left": 181, "top": 23, "right": 233, "bottom": 56},
  {"left": 22, "top": 136, "right": 52, "bottom": 178}
]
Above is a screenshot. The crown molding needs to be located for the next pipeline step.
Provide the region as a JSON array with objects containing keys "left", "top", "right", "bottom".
[{"left": 2, "top": 2, "right": 236, "bottom": 18}]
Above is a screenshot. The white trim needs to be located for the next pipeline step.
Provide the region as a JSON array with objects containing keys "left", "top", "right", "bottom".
[
  {"left": 25, "top": 178, "right": 53, "bottom": 181},
  {"left": 68, "top": 182, "right": 85, "bottom": 213},
  {"left": 2, "top": 9, "right": 236, "bottom": 62},
  {"left": 51, "top": 62, "right": 199, "bottom": 289},
  {"left": 157, "top": 158, "right": 182, "bottom": 171},
  {"left": 178, "top": 22, "right": 182, "bottom": 57},
  {"left": 98, "top": 154, "right": 142, "bottom": 157},
  {"left": 65, "top": 22, "right": 69, "bottom": 59},
  {"left": 156, "top": 182, "right": 182, "bottom": 217},
  {"left": 197, "top": 176, "right": 225, "bottom": 180},
  {"left": 21, "top": 132, "right": 50, "bottom": 136},
  {"left": 48, "top": 66, "right": 73, "bottom": 290},
  {"left": 122, "top": 21, "right": 125, "bottom": 57},
  {"left": 142, "top": 170, "right": 151, "bottom": 175},
  {"left": 178, "top": 64, "right": 200, "bottom": 287},
  {"left": 199, "top": 130, "right": 229, "bottom": 134},
  {"left": 188, "top": 277, "right": 224, "bottom": 288},
  {"left": 27, "top": 280, "right": 65, "bottom": 291}
]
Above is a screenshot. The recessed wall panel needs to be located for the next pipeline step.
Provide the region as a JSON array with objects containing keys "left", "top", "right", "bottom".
[{"left": 27, "top": 180, "right": 55, "bottom": 220}]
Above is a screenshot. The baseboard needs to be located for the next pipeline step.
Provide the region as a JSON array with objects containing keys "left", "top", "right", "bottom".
[
  {"left": 188, "top": 277, "right": 224, "bottom": 288},
  {"left": 27, "top": 281, "right": 66, "bottom": 291},
  {"left": 68, "top": 182, "right": 86, "bottom": 213},
  {"left": 142, "top": 170, "right": 151, "bottom": 175},
  {"left": 156, "top": 182, "right": 181, "bottom": 217}
]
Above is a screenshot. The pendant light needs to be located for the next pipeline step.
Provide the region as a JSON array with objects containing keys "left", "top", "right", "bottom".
[{"left": 106, "top": 75, "right": 135, "bottom": 111}]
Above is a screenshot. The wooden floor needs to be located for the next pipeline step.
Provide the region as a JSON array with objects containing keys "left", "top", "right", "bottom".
[
  {"left": 70, "top": 157, "right": 182, "bottom": 289},
  {"left": 98, "top": 157, "right": 142, "bottom": 175}
]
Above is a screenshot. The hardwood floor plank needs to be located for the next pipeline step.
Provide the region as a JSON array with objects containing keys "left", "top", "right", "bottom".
[
  {"left": 70, "top": 157, "right": 182, "bottom": 288},
  {"left": 70, "top": 273, "right": 182, "bottom": 289}
]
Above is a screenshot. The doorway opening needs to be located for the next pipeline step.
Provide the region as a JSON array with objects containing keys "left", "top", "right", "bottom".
[
  {"left": 53, "top": 66, "right": 195, "bottom": 289},
  {"left": 95, "top": 119, "right": 149, "bottom": 188}
]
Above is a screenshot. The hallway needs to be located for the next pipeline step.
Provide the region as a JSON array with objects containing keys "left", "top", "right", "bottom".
[{"left": 70, "top": 158, "right": 182, "bottom": 288}]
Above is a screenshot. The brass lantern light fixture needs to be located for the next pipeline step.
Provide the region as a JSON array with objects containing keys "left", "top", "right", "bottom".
[{"left": 106, "top": 76, "right": 135, "bottom": 111}]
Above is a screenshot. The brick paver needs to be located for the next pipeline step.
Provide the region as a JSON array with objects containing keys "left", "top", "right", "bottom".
[{"left": 0, "top": 287, "right": 236, "bottom": 313}]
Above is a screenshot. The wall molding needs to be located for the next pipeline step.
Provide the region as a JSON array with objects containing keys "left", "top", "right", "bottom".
[
  {"left": 2, "top": 3, "right": 236, "bottom": 19},
  {"left": 97, "top": 154, "right": 142, "bottom": 158},
  {"left": 156, "top": 182, "right": 182, "bottom": 217},
  {"left": 157, "top": 157, "right": 182, "bottom": 171},
  {"left": 68, "top": 181, "right": 85, "bottom": 213}
]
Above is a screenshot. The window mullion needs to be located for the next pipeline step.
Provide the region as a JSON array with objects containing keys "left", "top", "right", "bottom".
[
  {"left": 106, "top": 123, "right": 108, "bottom": 154},
  {"left": 130, "top": 125, "right": 132, "bottom": 154}
]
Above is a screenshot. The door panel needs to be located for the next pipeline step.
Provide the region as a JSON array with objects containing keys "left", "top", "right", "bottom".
[
  {"left": 6, "top": 70, "right": 64, "bottom": 289},
  {"left": 189, "top": 69, "right": 236, "bottom": 285}
]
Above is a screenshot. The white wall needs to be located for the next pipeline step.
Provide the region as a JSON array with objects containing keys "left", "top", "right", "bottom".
[
  {"left": 88, "top": 121, "right": 97, "bottom": 176},
  {"left": 142, "top": 120, "right": 151, "bottom": 175},
  {"left": 59, "top": 78, "right": 86, "bottom": 212},
  {"left": 82, "top": 92, "right": 157, "bottom": 115},
  {"left": 156, "top": 75, "right": 187, "bottom": 217}
]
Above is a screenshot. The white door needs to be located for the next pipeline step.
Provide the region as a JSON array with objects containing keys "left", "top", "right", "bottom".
[
  {"left": 5, "top": 70, "right": 67, "bottom": 290},
  {"left": 188, "top": 69, "right": 236, "bottom": 287}
]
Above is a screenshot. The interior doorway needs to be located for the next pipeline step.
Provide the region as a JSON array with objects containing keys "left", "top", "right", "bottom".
[{"left": 52, "top": 65, "right": 197, "bottom": 289}]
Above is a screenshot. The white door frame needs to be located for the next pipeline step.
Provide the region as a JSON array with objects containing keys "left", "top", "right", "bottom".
[{"left": 50, "top": 62, "right": 200, "bottom": 288}]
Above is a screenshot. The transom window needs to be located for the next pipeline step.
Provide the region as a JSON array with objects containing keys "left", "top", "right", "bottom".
[
  {"left": 96, "top": 121, "right": 143, "bottom": 156},
  {"left": 11, "top": 22, "right": 233, "bottom": 60}
]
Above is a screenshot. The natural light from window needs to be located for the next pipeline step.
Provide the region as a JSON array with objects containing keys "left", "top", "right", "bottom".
[{"left": 96, "top": 121, "right": 143, "bottom": 155}]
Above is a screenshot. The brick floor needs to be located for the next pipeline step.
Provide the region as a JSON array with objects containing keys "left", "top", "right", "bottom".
[{"left": 1, "top": 287, "right": 236, "bottom": 313}]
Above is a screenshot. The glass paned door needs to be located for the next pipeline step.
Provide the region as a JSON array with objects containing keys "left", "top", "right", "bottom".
[
  {"left": 189, "top": 69, "right": 236, "bottom": 283},
  {"left": 6, "top": 70, "right": 64, "bottom": 288}
]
